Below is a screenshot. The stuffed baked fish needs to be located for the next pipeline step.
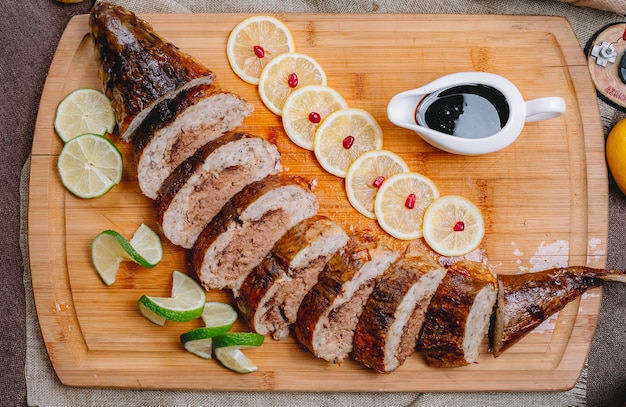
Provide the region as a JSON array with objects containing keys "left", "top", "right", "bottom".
[{"left": 89, "top": 2, "right": 215, "bottom": 141}]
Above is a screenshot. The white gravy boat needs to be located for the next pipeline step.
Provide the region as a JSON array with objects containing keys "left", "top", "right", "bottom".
[{"left": 387, "top": 72, "right": 566, "bottom": 155}]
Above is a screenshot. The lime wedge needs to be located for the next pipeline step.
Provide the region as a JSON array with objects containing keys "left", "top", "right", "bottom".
[
  {"left": 214, "top": 347, "right": 258, "bottom": 373},
  {"left": 201, "top": 302, "right": 238, "bottom": 330},
  {"left": 91, "top": 224, "right": 162, "bottom": 285},
  {"left": 57, "top": 133, "right": 122, "bottom": 199},
  {"left": 138, "top": 271, "right": 206, "bottom": 323},
  {"left": 54, "top": 88, "right": 116, "bottom": 142}
]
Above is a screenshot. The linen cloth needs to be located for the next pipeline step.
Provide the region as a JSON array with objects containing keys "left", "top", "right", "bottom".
[
  {"left": 7, "top": 0, "right": 626, "bottom": 406},
  {"left": 556, "top": 0, "right": 626, "bottom": 13}
]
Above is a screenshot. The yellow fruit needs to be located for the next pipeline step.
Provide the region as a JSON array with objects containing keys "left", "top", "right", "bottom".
[
  {"left": 374, "top": 172, "right": 439, "bottom": 240},
  {"left": 345, "top": 150, "right": 410, "bottom": 219},
  {"left": 226, "top": 16, "right": 295, "bottom": 85},
  {"left": 422, "top": 195, "right": 485, "bottom": 256},
  {"left": 606, "top": 118, "right": 626, "bottom": 195},
  {"left": 282, "top": 85, "right": 348, "bottom": 150},
  {"left": 313, "top": 108, "right": 383, "bottom": 177},
  {"left": 258, "top": 52, "right": 327, "bottom": 115}
]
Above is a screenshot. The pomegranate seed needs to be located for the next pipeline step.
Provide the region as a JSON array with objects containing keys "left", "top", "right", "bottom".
[
  {"left": 287, "top": 73, "right": 299, "bottom": 88},
  {"left": 342, "top": 136, "right": 355, "bottom": 149},
  {"left": 308, "top": 112, "right": 321, "bottom": 124},
  {"left": 372, "top": 176, "right": 385, "bottom": 188},
  {"left": 405, "top": 193, "right": 416, "bottom": 209},
  {"left": 453, "top": 221, "right": 465, "bottom": 232},
  {"left": 253, "top": 45, "right": 265, "bottom": 58}
]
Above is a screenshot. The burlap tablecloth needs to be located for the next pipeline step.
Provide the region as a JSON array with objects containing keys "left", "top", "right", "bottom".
[{"left": 4, "top": 0, "right": 626, "bottom": 406}]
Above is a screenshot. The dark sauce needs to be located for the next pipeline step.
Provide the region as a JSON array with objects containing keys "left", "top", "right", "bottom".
[{"left": 415, "top": 84, "right": 510, "bottom": 139}]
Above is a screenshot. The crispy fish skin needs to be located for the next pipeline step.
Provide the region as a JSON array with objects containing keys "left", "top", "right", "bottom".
[
  {"left": 236, "top": 216, "right": 348, "bottom": 340},
  {"left": 294, "top": 232, "right": 398, "bottom": 364},
  {"left": 191, "top": 174, "right": 319, "bottom": 291},
  {"left": 353, "top": 254, "right": 446, "bottom": 373},
  {"left": 132, "top": 84, "right": 254, "bottom": 199},
  {"left": 154, "top": 131, "right": 281, "bottom": 249},
  {"left": 490, "top": 266, "right": 626, "bottom": 357},
  {"left": 419, "top": 260, "right": 497, "bottom": 368},
  {"left": 89, "top": 2, "right": 215, "bottom": 140}
]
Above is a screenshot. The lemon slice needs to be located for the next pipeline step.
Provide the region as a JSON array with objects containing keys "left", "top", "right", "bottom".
[
  {"left": 345, "top": 150, "right": 410, "bottom": 219},
  {"left": 422, "top": 195, "right": 485, "bottom": 256},
  {"left": 374, "top": 172, "right": 440, "bottom": 240},
  {"left": 282, "top": 85, "right": 348, "bottom": 150},
  {"left": 213, "top": 333, "right": 265, "bottom": 373},
  {"left": 57, "top": 133, "right": 123, "bottom": 199},
  {"left": 227, "top": 15, "right": 296, "bottom": 85},
  {"left": 313, "top": 108, "right": 383, "bottom": 177},
  {"left": 54, "top": 88, "right": 116, "bottom": 142},
  {"left": 258, "top": 52, "right": 327, "bottom": 115},
  {"left": 91, "top": 224, "right": 162, "bottom": 286},
  {"left": 138, "top": 271, "right": 206, "bottom": 324}
]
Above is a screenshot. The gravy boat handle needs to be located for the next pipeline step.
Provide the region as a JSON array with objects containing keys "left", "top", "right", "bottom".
[{"left": 524, "top": 97, "right": 566, "bottom": 122}]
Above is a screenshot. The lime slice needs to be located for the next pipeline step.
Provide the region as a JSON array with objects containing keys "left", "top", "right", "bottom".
[
  {"left": 180, "top": 302, "right": 239, "bottom": 359},
  {"left": 181, "top": 326, "right": 233, "bottom": 344},
  {"left": 137, "top": 271, "right": 206, "bottom": 323},
  {"left": 213, "top": 332, "right": 265, "bottom": 372},
  {"left": 201, "top": 302, "right": 238, "bottom": 330},
  {"left": 214, "top": 347, "right": 258, "bottom": 373},
  {"left": 182, "top": 337, "right": 214, "bottom": 360},
  {"left": 128, "top": 224, "right": 163, "bottom": 268},
  {"left": 57, "top": 133, "right": 123, "bottom": 199},
  {"left": 179, "top": 325, "right": 233, "bottom": 360},
  {"left": 91, "top": 224, "right": 162, "bottom": 285},
  {"left": 54, "top": 88, "right": 116, "bottom": 142},
  {"left": 138, "top": 301, "right": 167, "bottom": 326},
  {"left": 91, "top": 230, "right": 133, "bottom": 285},
  {"left": 213, "top": 332, "right": 265, "bottom": 350}
]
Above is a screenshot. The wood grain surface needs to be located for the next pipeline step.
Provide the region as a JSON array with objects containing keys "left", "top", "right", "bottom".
[{"left": 28, "top": 13, "right": 608, "bottom": 391}]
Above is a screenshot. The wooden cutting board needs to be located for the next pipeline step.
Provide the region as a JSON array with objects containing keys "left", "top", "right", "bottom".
[{"left": 29, "top": 13, "right": 607, "bottom": 392}]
